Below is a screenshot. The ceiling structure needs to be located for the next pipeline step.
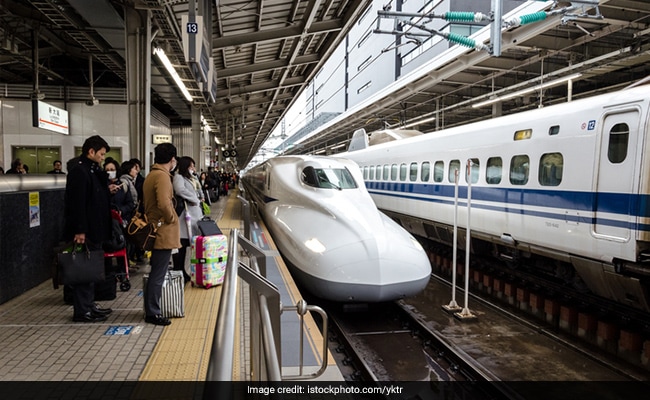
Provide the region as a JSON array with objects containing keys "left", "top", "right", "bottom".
[
  {"left": 0, "top": 0, "right": 369, "bottom": 167},
  {"left": 283, "top": 0, "right": 650, "bottom": 156},
  {"left": 0, "top": 1, "right": 648, "bottom": 167}
]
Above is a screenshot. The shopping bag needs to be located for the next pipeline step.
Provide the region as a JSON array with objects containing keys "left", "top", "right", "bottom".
[
  {"left": 143, "top": 271, "right": 185, "bottom": 318},
  {"left": 126, "top": 210, "right": 159, "bottom": 251},
  {"left": 57, "top": 244, "right": 105, "bottom": 285}
]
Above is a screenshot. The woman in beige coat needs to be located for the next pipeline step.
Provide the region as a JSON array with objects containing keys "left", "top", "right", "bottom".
[{"left": 142, "top": 143, "right": 180, "bottom": 326}]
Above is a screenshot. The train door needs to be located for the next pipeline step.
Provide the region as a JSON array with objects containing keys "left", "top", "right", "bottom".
[{"left": 594, "top": 109, "right": 640, "bottom": 239}]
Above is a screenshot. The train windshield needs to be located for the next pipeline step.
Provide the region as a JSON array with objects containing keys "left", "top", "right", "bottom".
[{"left": 301, "top": 166, "right": 358, "bottom": 190}]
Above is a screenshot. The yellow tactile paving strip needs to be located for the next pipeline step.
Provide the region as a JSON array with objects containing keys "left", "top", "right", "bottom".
[{"left": 139, "top": 191, "right": 241, "bottom": 381}]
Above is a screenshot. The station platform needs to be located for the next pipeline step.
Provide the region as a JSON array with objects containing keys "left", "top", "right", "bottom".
[{"left": 0, "top": 188, "right": 341, "bottom": 388}]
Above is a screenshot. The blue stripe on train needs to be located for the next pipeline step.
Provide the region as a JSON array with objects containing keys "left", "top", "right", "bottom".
[{"left": 365, "top": 181, "right": 650, "bottom": 231}]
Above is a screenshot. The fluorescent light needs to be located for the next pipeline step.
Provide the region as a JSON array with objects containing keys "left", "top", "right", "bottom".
[
  {"left": 401, "top": 115, "right": 436, "bottom": 129},
  {"left": 153, "top": 47, "right": 193, "bottom": 102},
  {"left": 472, "top": 73, "right": 582, "bottom": 108}
]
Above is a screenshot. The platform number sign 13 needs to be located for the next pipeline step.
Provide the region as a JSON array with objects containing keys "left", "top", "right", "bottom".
[{"left": 187, "top": 22, "right": 199, "bottom": 34}]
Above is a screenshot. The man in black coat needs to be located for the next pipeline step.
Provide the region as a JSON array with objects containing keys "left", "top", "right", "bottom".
[{"left": 64, "top": 135, "right": 117, "bottom": 322}]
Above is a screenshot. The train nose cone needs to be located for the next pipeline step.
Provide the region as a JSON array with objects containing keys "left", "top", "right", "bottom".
[{"left": 312, "top": 220, "right": 431, "bottom": 302}]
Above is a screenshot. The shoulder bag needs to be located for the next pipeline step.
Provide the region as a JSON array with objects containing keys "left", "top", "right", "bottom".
[
  {"left": 57, "top": 243, "right": 105, "bottom": 286},
  {"left": 126, "top": 207, "right": 160, "bottom": 251}
]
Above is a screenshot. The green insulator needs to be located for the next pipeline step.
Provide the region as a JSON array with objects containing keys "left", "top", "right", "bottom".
[
  {"left": 443, "top": 11, "right": 476, "bottom": 23},
  {"left": 519, "top": 12, "right": 547, "bottom": 25},
  {"left": 447, "top": 33, "right": 476, "bottom": 49}
]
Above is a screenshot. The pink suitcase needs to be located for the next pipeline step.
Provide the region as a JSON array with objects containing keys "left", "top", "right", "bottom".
[{"left": 190, "top": 235, "right": 228, "bottom": 288}]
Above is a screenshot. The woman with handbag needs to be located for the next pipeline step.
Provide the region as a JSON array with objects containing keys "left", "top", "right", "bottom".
[
  {"left": 142, "top": 143, "right": 180, "bottom": 326},
  {"left": 172, "top": 156, "right": 203, "bottom": 282}
]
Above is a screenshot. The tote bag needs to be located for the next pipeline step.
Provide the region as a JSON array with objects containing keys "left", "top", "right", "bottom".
[
  {"left": 143, "top": 271, "right": 185, "bottom": 318},
  {"left": 58, "top": 244, "right": 105, "bottom": 286}
]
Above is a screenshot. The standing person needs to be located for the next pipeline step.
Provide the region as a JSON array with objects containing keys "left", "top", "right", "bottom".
[
  {"left": 207, "top": 166, "right": 220, "bottom": 201},
  {"left": 63, "top": 135, "right": 116, "bottom": 322},
  {"left": 118, "top": 161, "right": 139, "bottom": 224},
  {"left": 47, "top": 160, "right": 66, "bottom": 174},
  {"left": 172, "top": 156, "right": 203, "bottom": 282},
  {"left": 105, "top": 158, "right": 135, "bottom": 221},
  {"left": 128, "top": 158, "right": 146, "bottom": 263},
  {"left": 142, "top": 143, "right": 180, "bottom": 326},
  {"left": 128, "top": 158, "right": 145, "bottom": 205},
  {"left": 198, "top": 172, "right": 211, "bottom": 205}
]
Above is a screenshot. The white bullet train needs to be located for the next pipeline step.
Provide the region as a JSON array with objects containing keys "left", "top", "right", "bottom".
[
  {"left": 343, "top": 82, "right": 650, "bottom": 312},
  {"left": 241, "top": 155, "right": 431, "bottom": 302}
]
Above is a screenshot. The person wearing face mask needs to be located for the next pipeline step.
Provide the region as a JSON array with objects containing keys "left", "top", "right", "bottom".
[
  {"left": 172, "top": 156, "right": 203, "bottom": 282},
  {"left": 104, "top": 158, "right": 134, "bottom": 220}
]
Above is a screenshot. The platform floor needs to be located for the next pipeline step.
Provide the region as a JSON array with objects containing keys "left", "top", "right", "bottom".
[
  {"left": 0, "top": 188, "right": 340, "bottom": 385},
  {"left": 0, "top": 192, "right": 240, "bottom": 382}
]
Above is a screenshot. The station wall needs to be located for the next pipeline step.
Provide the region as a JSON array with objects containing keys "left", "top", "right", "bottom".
[{"left": 0, "top": 100, "right": 130, "bottom": 172}]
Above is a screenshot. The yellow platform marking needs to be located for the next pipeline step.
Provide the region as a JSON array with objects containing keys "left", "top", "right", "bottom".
[{"left": 139, "top": 192, "right": 240, "bottom": 381}]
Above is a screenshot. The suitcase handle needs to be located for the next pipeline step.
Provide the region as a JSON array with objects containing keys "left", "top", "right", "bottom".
[{"left": 191, "top": 257, "right": 226, "bottom": 264}]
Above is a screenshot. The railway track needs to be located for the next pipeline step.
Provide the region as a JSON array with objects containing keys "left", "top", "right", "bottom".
[
  {"left": 321, "top": 301, "right": 520, "bottom": 400},
  {"left": 309, "top": 272, "right": 649, "bottom": 400},
  {"left": 421, "top": 240, "right": 650, "bottom": 373}
]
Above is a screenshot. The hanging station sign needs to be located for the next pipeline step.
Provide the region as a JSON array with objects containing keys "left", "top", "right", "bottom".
[{"left": 32, "top": 100, "right": 69, "bottom": 135}]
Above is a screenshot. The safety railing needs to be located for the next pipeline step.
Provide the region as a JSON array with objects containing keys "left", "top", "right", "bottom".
[{"left": 204, "top": 196, "right": 329, "bottom": 391}]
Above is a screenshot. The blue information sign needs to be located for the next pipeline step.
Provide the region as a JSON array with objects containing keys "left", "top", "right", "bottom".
[{"left": 104, "top": 325, "right": 135, "bottom": 336}]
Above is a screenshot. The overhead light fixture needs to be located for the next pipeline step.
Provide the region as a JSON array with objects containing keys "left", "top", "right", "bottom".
[
  {"left": 153, "top": 47, "right": 193, "bottom": 102},
  {"left": 401, "top": 115, "right": 437, "bottom": 129},
  {"left": 472, "top": 73, "right": 582, "bottom": 108}
]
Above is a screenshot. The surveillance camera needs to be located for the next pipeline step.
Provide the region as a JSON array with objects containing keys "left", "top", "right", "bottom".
[{"left": 85, "top": 98, "right": 99, "bottom": 106}]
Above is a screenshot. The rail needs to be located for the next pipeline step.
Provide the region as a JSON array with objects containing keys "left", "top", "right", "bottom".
[
  {"left": 0, "top": 174, "right": 66, "bottom": 193},
  {"left": 204, "top": 224, "right": 329, "bottom": 390}
]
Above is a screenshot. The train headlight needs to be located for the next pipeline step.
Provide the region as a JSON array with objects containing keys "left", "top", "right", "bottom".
[{"left": 305, "top": 238, "right": 326, "bottom": 253}]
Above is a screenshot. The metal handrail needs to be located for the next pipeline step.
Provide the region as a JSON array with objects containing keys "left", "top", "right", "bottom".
[
  {"left": 282, "top": 300, "right": 329, "bottom": 380},
  {"left": 205, "top": 228, "right": 240, "bottom": 381},
  {"left": 204, "top": 198, "right": 331, "bottom": 391}
]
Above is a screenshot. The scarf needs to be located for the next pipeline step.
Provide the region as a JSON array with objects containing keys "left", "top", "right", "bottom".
[{"left": 120, "top": 174, "right": 138, "bottom": 208}]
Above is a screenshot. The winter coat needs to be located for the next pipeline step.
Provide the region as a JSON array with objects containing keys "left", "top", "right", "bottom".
[
  {"left": 111, "top": 177, "right": 136, "bottom": 224},
  {"left": 143, "top": 164, "right": 181, "bottom": 250},
  {"left": 64, "top": 156, "right": 112, "bottom": 245},
  {"left": 173, "top": 173, "right": 203, "bottom": 239}
]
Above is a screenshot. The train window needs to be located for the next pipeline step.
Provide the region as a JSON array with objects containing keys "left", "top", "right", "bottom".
[
  {"left": 514, "top": 129, "right": 532, "bottom": 141},
  {"left": 409, "top": 162, "right": 418, "bottom": 181},
  {"left": 421, "top": 162, "right": 431, "bottom": 182},
  {"left": 466, "top": 158, "right": 479, "bottom": 184},
  {"left": 549, "top": 125, "right": 560, "bottom": 135},
  {"left": 608, "top": 123, "right": 629, "bottom": 164},
  {"left": 375, "top": 165, "right": 381, "bottom": 180},
  {"left": 539, "top": 153, "right": 563, "bottom": 186},
  {"left": 486, "top": 157, "right": 502, "bottom": 184},
  {"left": 400, "top": 163, "right": 407, "bottom": 181},
  {"left": 391, "top": 164, "right": 398, "bottom": 180},
  {"left": 448, "top": 160, "right": 461, "bottom": 183},
  {"left": 509, "top": 155, "right": 530, "bottom": 185},
  {"left": 369, "top": 166, "right": 375, "bottom": 180},
  {"left": 433, "top": 161, "right": 444, "bottom": 182},
  {"left": 302, "top": 166, "right": 358, "bottom": 189},
  {"left": 384, "top": 165, "right": 390, "bottom": 180},
  {"left": 362, "top": 166, "right": 368, "bottom": 180}
]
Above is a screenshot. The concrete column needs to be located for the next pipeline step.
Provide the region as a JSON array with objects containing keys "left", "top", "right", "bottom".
[
  {"left": 124, "top": 7, "right": 152, "bottom": 173},
  {"left": 192, "top": 107, "right": 202, "bottom": 170}
]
